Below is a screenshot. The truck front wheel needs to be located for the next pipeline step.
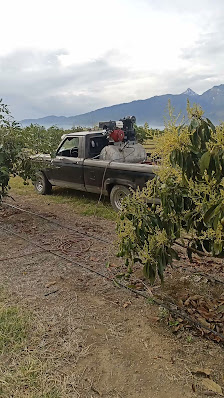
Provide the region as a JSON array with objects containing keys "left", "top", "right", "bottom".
[
  {"left": 110, "top": 185, "right": 130, "bottom": 212},
  {"left": 34, "top": 172, "right": 52, "bottom": 195}
]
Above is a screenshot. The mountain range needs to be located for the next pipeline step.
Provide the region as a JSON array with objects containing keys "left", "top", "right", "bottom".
[{"left": 20, "top": 84, "right": 224, "bottom": 128}]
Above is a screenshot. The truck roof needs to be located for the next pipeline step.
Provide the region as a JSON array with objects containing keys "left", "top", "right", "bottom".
[{"left": 62, "top": 130, "right": 106, "bottom": 139}]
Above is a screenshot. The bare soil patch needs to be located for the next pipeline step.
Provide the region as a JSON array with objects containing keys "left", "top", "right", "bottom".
[{"left": 0, "top": 192, "right": 224, "bottom": 397}]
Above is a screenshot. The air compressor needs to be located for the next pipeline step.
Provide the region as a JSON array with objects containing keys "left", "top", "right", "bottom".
[{"left": 98, "top": 116, "right": 146, "bottom": 163}]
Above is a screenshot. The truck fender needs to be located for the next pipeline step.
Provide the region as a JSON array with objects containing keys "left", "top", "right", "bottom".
[{"left": 104, "top": 178, "right": 136, "bottom": 193}]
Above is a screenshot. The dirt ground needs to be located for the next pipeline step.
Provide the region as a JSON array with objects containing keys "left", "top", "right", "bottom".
[{"left": 0, "top": 191, "right": 224, "bottom": 398}]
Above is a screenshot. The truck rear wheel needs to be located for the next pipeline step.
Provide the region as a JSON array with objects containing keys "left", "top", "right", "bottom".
[
  {"left": 34, "top": 172, "right": 52, "bottom": 195},
  {"left": 110, "top": 185, "right": 130, "bottom": 212}
]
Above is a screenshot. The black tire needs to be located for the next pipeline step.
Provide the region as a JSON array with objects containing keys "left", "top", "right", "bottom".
[
  {"left": 34, "top": 172, "right": 52, "bottom": 195},
  {"left": 110, "top": 185, "right": 130, "bottom": 212}
]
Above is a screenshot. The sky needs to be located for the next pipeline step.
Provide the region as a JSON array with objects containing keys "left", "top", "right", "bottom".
[{"left": 1, "top": 0, "right": 224, "bottom": 120}]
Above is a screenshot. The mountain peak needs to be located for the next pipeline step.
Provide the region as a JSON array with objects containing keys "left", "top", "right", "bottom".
[
  {"left": 182, "top": 88, "right": 198, "bottom": 96},
  {"left": 210, "top": 84, "right": 224, "bottom": 92}
]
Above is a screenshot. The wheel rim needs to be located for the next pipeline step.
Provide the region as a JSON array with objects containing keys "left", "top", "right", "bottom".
[
  {"left": 36, "top": 178, "right": 44, "bottom": 192},
  {"left": 114, "top": 190, "right": 127, "bottom": 211}
]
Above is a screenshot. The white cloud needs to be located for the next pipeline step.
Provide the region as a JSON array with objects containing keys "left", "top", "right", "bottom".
[
  {"left": 0, "top": 49, "right": 131, "bottom": 118},
  {"left": 0, "top": 0, "right": 224, "bottom": 118}
]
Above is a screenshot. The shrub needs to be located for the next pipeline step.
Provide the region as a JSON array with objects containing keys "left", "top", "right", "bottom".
[{"left": 117, "top": 102, "right": 224, "bottom": 283}]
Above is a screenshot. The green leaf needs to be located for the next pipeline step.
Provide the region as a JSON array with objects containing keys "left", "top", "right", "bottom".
[
  {"left": 189, "top": 119, "right": 199, "bottom": 130},
  {"left": 168, "top": 247, "right": 180, "bottom": 260},
  {"left": 143, "top": 263, "right": 156, "bottom": 284},
  {"left": 213, "top": 214, "right": 220, "bottom": 230},
  {"left": 0, "top": 152, "right": 5, "bottom": 164},
  {"left": 157, "top": 254, "right": 165, "bottom": 283},
  {"left": 202, "top": 240, "right": 211, "bottom": 252},
  {"left": 205, "top": 118, "right": 216, "bottom": 133},
  {"left": 200, "top": 151, "right": 211, "bottom": 173},
  {"left": 204, "top": 202, "right": 221, "bottom": 223}
]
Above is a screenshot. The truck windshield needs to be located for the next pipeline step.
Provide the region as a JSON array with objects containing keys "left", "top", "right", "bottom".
[{"left": 57, "top": 137, "right": 79, "bottom": 158}]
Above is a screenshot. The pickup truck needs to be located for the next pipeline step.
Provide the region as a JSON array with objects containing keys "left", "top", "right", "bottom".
[{"left": 33, "top": 130, "right": 157, "bottom": 211}]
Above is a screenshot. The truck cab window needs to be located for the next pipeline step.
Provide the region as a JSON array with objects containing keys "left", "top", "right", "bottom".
[
  {"left": 88, "top": 136, "right": 108, "bottom": 158},
  {"left": 57, "top": 137, "right": 79, "bottom": 158}
]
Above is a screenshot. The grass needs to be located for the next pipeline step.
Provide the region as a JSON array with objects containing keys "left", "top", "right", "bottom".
[
  {"left": 9, "top": 177, "right": 34, "bottom": 196},
  {"left": 0, "top": 290, "right": 63, "bottom": 398},
  {"left": 0, "top": 305, "right": 28, "bottom": 353},
  {"left": 10, "top": 176, "right": 116, "bottom": 220}
]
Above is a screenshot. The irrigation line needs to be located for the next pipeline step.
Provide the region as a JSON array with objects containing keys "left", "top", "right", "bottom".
[
  {"left": 2, "top": 202, "right": 224, "bottom": 288},
  {"left": 0, "top": 249, "right": 44, "bottom": 262},
  {"left": 2, "top": 202, "right": 110, "bottom": 244},
  {"left": 0, "top": 223, "right": 111, "bottom": 281},
  {"left": 3, "top": 202, "right": 224, "bottom": 286},
  {"left": 1, "top": 222, "right": 224, "bottom": 343}
]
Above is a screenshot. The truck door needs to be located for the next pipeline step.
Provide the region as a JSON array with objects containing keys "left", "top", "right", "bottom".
[{"left": 48, "top": 136, "right": 85, "bottom": 191}]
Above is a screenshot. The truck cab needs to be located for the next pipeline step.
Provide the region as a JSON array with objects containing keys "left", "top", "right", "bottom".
[
  {"left": 42, "top": 131, "right": 108, "bottom": 192},
  {"left": 58, "top": 131, "right": 108, "bottom": 159}
]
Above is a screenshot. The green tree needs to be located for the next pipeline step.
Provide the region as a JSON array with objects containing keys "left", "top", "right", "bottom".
[
  {"left": 0, "top": 100, "right": 89, "bottom": 202},
  {"left": 0, "top": 103, "right": 60, "bottom": 201},
  {"left": 117, "top": 102, "right": 224, "bottom": 283},
  {"left": 135, "top": 123, "right": 163, "bottom": 144},
  {"left": 0, "top": 99, "right": 28, "bottom": 201},
  {"left": 21, "top": 124, "right": 62, "bottom": 155},
  {"left": 135, "top": 124, "right": 148, "bottom": 143}
]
